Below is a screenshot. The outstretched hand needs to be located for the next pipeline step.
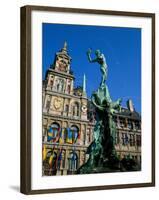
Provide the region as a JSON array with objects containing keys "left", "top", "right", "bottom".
[
  {"left": 118, "top": 98, "right": 122, "bottom": 104},
  {"left": 87, "top": 48, "right": 92, "bottom": 55}
]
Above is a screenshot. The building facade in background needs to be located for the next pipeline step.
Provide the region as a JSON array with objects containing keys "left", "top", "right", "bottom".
[{"left": 42, "top": 43, "right": 141, "bottom": 176}]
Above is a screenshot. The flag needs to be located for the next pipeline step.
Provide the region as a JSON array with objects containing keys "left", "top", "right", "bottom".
[
  {"left": 59, "top": 128, "right": 64, "bottom": 144},
  {"left": 49, "top": 153, "right": 54, "bottom": 168},
  {"left": 42, "top": 144, "right": 47, "bottom": 161},
  {"left": 53, "top": 127, "right": 60, "bottom": 143},
  {"left": 47, "top": 127, "right": 54, "bottom": 142},
  {"left": 73, "top": 131, "right": 78, "bottom": 143},
  {"left": 57, "top": 148, "right": 63, "bottom": 169},
  {"left": 66, "top": 128, "right": 72, "bottom": 144}
]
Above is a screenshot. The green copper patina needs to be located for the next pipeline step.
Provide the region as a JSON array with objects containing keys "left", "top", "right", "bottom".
[
  {"left": 87, "top": 49, "right": 107, "bottom": 87},
  {"left": 77, "top": 49, "right": 139, "bottom": 174}
]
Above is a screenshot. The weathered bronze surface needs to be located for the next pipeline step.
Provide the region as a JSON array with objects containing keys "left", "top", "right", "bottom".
[{"left": 77, "top": 49, "right": 139, "bottom": 174}]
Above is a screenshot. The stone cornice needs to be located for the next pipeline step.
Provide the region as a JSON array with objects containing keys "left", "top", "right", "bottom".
[
  {"left": 45, "top": 88, "right": 88, "bottom": 101},
  {"left": 43, "top": 141, "right": 88, "bottom": 150},
  {"left": 43, "top": 112, "right": 90, "bottom": 124},
  {"left": 48, "top": 68, "right": 74, "bottom": 79}
]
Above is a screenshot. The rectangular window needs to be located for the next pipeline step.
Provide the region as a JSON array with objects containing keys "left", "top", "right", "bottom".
[
  {"left": 121, "top": 133, "right": 125, "bottom": 145},
  {"left": 50, "top": 80, "right": 53, "bottom": 87},
  {"left": 65, "top": 105, "right": 69, "bottom": 113},
  {"left": 136, "top": 135, "right": 141, "bottom": 146},
  {"left": 121, "top": 133, "right": 129, "bottom": 145},
  {"left": 115, "top": 131, "right": 120, "bottom": 144},
  {"left": 127, "top": 120, "right": 133, "bottom": 129},
  {"left": 129, "top": 134, "right": 133, "bottom": 146},
  {"left": 130, "top": 134, "right": 135, "bottom": 146},
  {"left": 119, "top": 117, "right": 126, "bottom": 128},
  {"left": 134, "top": 121, "right": 141, "bottom": 130}
]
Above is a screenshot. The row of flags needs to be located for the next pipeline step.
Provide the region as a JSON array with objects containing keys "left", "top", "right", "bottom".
[
  {"left": 48, "top": 148, "right": 62, "bottom": 169},
  {"left": 43, "top": 145, "right": 77, "bottom": 170},
  {"left": 43, "top": 145, "right": 63, "bottom": 169},
  {"left": 47, "top": 127, "right": 80, "bottom": 144}
]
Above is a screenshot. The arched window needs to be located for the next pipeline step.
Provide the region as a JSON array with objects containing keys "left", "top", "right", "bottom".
[
  {"left": 68, "top": 152, "right": 78, "bottom": 171},
  {"left": 72, "top": 102, "right": 79, "bottom": 117},
  {"left": 65, "top": 105, "right": 69, "bottom": 115},
  {"left": 43, "top": 150, "right": 57, "bottom": 175},
  {"left": 56, "top": 79, "right": 64, "bottom": 92},
  {"left": 46, "top": 151, "right": 57, "bottom": 175},
  {"left": 51, "top": 123, "right": 60, "bottom": 138},
  {"left": 46, "top": 151, "right": 57, "bottom": 162},
  {"left": 48, "top": 123, "right": 60, "bottom": 142},
  {"left": 65, "top": 126, "right": 79, "bottom": 144},
  {"left": 60, "top": 79, "right": 64, "bottom": 92},
  {"left": 70, "top": 125, "right": 79, "bottom": 144},
  {"left": 57, "top": 150, "right": 66, "bottom": 169},
  {"left": 56, "top": 81, "right": 60, "bottom": 91},
  {"left": 50, "top": 79, "right": 53, "bottom": 87}
]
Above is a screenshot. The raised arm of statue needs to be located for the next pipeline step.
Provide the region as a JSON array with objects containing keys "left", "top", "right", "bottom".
[{"left": 87, "top": 49, "right": 98, "bottom": 63}]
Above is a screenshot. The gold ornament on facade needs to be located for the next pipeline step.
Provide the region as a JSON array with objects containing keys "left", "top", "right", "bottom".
[{"left": 53, "top": 97, "right": 63, "bottom": 110}]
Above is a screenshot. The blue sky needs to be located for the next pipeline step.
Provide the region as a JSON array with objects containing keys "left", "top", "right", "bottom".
[{"left": 42, "top": 23, "right": 141, "bottom": 113}]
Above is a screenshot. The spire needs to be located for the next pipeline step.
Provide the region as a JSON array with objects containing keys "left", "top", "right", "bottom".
[
  {"left": 62, "top": 41, "right": 67, "bottom": 53},
  {"left": 83, "top": 74, "right": 87, "bottom": 97},
  {"left": 64, "top": 41, "right": 67, "bottom": 50},
  {"left": 55, "top": 41, "right": 71, "bottom": 60}
]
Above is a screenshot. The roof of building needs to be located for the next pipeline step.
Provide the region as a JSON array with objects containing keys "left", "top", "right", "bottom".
[{"left": 116, "top": 107, "right": 141, "bottom": 120}]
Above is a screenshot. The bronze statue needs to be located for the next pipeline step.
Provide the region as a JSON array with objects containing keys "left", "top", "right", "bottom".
[
  {"left": 77, "top": 48, "right": 139, "bottom": 174},
  {"left": 87, "top": 49, "right": 108, "bottom": 87}
]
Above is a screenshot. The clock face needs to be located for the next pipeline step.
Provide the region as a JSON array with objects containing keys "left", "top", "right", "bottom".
[
  {"left": 53, "top": 97, "right": 63, "bottom": 110},
  {"left": 81, "top": 104, "right": 87, "bottom": 114}
]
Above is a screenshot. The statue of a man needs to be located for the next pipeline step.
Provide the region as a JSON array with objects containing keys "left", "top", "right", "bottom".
[{"left": 87, "top": 49, "right": 108, "bottom": 86}]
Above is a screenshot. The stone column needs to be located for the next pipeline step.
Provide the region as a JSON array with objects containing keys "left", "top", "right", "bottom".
[
  {"left": 64, "top": 149, "right": 69, "bottom": 175},
  {"left": 125, "top": 118, "right": 128, "bottom": 128},
  {"left": 84, "top": 124, "right": 87, "bottom": 145},
  {"left": 71, "top": 80, "right": 74, "bottom": 95},
  {"left": 78, "top": 149, "right": 81, "bottom": 167}
]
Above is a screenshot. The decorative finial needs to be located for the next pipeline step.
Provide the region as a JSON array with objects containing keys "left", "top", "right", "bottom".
[
  {"left": 127, "top": 99, "right": 134, "bottom": 112},
  {"left": 63, "top": 41, "right": 67, "bottom": 50}
]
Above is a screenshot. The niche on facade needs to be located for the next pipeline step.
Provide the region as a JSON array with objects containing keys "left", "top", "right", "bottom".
[
  {"left": 71, "top": 101, "right": 80, "bottom": 117},
  {"left": 54, "top": 78, "right": 66, "bottom": 93},
  {"left": 45, "top": 95, "right": 51, "bottom": 111}
]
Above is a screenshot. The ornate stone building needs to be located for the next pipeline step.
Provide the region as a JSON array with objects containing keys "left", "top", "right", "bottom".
[
  {"left": 42, "top": 42, "right": 141, "bottom": 176},
  {"left": 42, "top": 42, "right": 94, "bottom": 176},
  {"left": 114, "top": 100, "right": 141, "bottom": 166}
]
